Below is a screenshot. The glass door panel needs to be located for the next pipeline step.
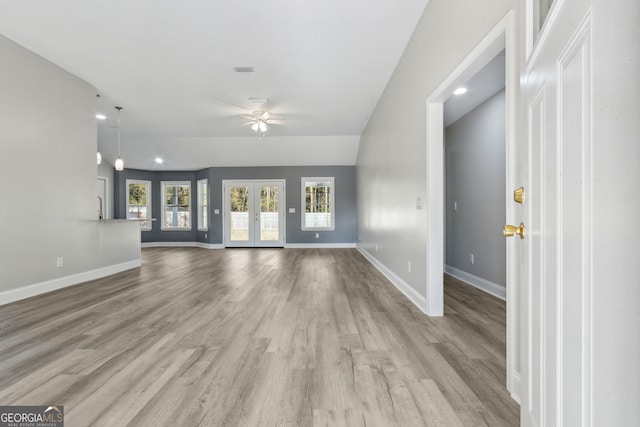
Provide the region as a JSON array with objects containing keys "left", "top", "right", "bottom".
[
  {"left": 259, "top": 186, "right": 279, "bottom": 242},
  {"left": 227, "top": 185, "right": 251, "bottom": 245}
]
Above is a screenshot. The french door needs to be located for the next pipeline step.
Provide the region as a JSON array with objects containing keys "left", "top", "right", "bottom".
[{"left": 223, "top": 180, "right": 285, "bottom": 247}]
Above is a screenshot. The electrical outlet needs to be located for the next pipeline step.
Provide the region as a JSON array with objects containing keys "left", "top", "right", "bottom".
[
  {"left": 315, "top": 233, "right": 319, "bottom": 238},
  {"left": 214, "top": 209, "right": 220, "bottom": 215},
  {"left": 407, "top": 261, "right": 412, "bottom": 272},
  {"left": 469, "top": 253, "right": 475, "bottom": 265},
  {"left": 56, "top": 257, "right": 63, "bottom": 268}
]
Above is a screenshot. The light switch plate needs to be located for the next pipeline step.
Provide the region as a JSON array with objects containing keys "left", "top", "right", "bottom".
[
  {"left": 288, "top": 208, "right": 296, "bottom": 213},
  {"left": 214, "top": 209, "right": 220, "bottom": 215}
]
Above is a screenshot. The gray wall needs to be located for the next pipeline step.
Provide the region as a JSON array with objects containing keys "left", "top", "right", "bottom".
[
  {"left": 445, "top": 90, "right": 506, "bottom": 287},
  {"left": 115, "top": 165, "right": 356, "bottom": 245},
  {"left": 0, "top": 34, "right": 140, "bottom": 295}
]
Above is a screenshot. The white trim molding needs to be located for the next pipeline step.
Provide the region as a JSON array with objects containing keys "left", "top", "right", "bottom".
[
  {"left": 357, "top": 247, "right": 428, "bottom": 316},
  {"left": 141, "top": 242, "right": 225, "bottom": 249},
  {"left": 0, "top": 260, "right": 141, "bottom": 307},
  {"left": 284, "top": 243, "right": 356, "bottom": 249},
  {"left": 445, "top": 265, "right": 506, "bottom": 301}
]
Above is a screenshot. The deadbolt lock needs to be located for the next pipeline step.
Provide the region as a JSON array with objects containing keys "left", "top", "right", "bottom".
[
  {"left": 503, "top": 223, "right": 526, "bottom": 239},
  {"left": 514, "top": 187, "right": 525, "bottom": 204}
]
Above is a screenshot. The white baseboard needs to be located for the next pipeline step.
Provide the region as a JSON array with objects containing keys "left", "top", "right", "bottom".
[
  {"left": 444, "top": 265, "right": 506, "bottom": 300},
  {"left": 357, "top": 247, "right": 428, "bottom": 315},
  {"left": 0, "top": 259, "right": 141, "bottom": 306},
  {"left": 284, "top": 243, "right": 356, "bottom": 249},
  {"left": 141, "top": 242, "right": 224, "bottom": 249}
]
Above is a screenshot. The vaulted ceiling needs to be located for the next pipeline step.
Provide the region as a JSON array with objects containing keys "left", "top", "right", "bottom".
[{"left": 0, "top": 0, "right": 430, "bottom": 169}]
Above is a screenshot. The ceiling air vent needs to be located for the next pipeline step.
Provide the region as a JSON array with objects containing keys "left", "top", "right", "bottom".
[
  {"left": 233, "top": 66, "right": 254, "bottom": 73},
  {"left": 249, "top": 98, "right": 269, "bottom": 105}
]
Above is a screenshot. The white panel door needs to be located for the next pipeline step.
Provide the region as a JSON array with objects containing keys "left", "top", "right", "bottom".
[
  {"left": 224, "top": 180, "right": 285, "bottom": 247},
  {"left": 521, "top": 0, "right": 639, "bottom": 425}
]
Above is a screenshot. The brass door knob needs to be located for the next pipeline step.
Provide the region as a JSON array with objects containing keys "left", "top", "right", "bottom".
[{"left": 503, "top": 223, "right": 526, "bottom": 239}]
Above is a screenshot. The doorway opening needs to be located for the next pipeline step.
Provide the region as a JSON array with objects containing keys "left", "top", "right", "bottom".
[
  {"left": 424, "top": 11, "right": 519, "bottom": 399},
  {"left": 443, "top": 51, "right": 506, "bottom": 299},
  {"left": 223, "top": 180, "right": 285, "bottom": 247}
]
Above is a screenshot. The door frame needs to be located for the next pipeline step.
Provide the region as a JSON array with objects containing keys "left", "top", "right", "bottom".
[
  {"left": 97, "top": 175, "right": 109, "bottom": 220},
  {"left": 222, "top": 179, "right": 286, "bottom": 248},
  {"left": 424, "top": 10, "right": 521, "bottom": 400}
]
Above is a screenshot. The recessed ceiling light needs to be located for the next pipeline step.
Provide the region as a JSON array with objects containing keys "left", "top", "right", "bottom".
[
  {"left": 155, "top": 157, "right": 163, "bottom": 164},
  {"left": 453, "top": 87, "right": 468, "bottom": 95},
  {"left": 96, "top": 113, "right": 106, "bottom": 120}
]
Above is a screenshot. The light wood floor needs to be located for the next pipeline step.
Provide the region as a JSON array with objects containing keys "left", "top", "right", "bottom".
[{"left": 0, "top": 248, "right": 518, "bottom": 426}]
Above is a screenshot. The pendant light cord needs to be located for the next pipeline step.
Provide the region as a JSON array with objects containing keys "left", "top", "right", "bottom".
[{"left": 115, "top": 106, "right": 123, "bottom": 157}]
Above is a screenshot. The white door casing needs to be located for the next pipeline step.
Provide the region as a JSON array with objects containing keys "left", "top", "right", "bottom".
[{"left": 425, "top": 10, "right": 521, "bottom": 398}]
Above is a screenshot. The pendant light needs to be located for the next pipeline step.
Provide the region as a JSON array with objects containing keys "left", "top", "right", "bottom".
[
  {"left": 96, "top": 151, "right": 102, "bottom": 165},
  {"left": 114, "top": 106, "right": 124, "bottom": 171}
]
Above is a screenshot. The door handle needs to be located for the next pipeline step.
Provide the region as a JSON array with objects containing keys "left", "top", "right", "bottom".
[{"left": 504, "top": 223, "right": 526, "bottom": 239}]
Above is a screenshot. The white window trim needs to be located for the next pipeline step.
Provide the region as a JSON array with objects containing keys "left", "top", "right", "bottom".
[
  {"left": 161, "top": 180, "right": 192, "bottom": 231},
  {"left": 126, "top": 179, "right": 152, "bottom": 231},
  {"left": 197, "top": 178, "right": 209, "bottom": 231},
  {"left": 301, "top": 177, "right": 335, "bottom": 231}
]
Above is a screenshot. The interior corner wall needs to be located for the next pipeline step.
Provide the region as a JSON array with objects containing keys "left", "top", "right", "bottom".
[
  {"left": 0, "top": 34, "right": 141, "bottom": 297},
  {"left": 445, "top": 89, "right": 506, "bottom": 288},
  {"left": 356, "top": 0, "right": 517, "bottom": 299}
]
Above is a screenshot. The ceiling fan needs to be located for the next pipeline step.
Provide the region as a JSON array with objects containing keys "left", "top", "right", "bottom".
[{"left": 242, "top": 111, "right": 283, "bottom": 134}]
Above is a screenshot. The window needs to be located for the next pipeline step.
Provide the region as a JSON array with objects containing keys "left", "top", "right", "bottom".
[
  {"left": 301, "top": 177, "right": 335, "bottom": 231},
  {"left": 126, "top": 179, "right": 152, "bottom": 231},
  {"left": 197, "top": 179, "right": 208, "bottom": 231},
  {"left": 161, "top": 181, "right": 192, "bottom": 230}
]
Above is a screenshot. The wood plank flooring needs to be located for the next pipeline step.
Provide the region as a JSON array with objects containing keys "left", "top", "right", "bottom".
[{"left": 0, "top": 248, "right": 519, "bottom": 426}]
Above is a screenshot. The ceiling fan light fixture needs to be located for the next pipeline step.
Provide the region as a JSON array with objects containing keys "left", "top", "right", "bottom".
[
  {"left": 259, "top": 121, "right": 268, "bottom": 132},
  {"left": 251, "top": 122, "right": 260, "bottom": 132}
]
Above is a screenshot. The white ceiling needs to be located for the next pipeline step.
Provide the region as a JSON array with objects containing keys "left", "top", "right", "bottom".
[{"left": 0, "top": 0, "right": 429, "bottom": 169}]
